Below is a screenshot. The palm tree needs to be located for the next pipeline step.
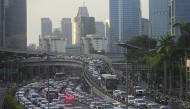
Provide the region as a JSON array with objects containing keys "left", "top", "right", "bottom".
[
  {"left": 173, "top": 20, "right": 190, "bottom": 93},
  {"left": 157, "top": 34, "right": 175, "bottom": 94}
]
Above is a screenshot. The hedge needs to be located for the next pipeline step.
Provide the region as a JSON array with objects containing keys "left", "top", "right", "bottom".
[{"left": 4, "top": 82, "right": 31, "bottom": 109}]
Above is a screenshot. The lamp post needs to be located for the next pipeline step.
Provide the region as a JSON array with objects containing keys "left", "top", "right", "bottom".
[{"left": 115, "top": 43, "right": 140, "bottom": 109}]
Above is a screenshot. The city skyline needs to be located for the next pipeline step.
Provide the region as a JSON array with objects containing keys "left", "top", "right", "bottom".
[{"left": 27, "top": 0, "right": 149, "bottom": 46}]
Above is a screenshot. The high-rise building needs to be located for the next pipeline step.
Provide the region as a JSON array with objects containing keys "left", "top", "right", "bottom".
[
  {"left": 133, "top": 0, "right": 141, "bottom": 36},
  {"left": 77, "top": 7, "right": 89, "bottom": 17},
  {"left": 149, "top": 0, "right": 170, "bottom": 38},
  {"left": 73, "top": 6, "right": 95, "bottom": 44},
  {"left": 109, "top": 0, "right": 133, "bottom": 53},
  {"left": 3, "top": 0, "right": 27, "bottom": 50},
  {"left": 41, "top": 18, "right": 52, "bottom": 39},
  {"left": 141, "top": 18, "right": 151, "bottom": 36},
  {"left": 61, "top": 18, "right": 72, "bottom": 45},
  {"left": 95, "top": 22, "right": 105, "bottom": 37},
  {"left": 170, "top": 0, "right": 190, "bottom": 39},
  {"left": 81, "top": 34, "right": 108, "bottom": 54}
]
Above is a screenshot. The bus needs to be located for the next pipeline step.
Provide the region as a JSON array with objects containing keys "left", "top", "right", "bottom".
[
  {"left": 54, "top": 72, "right": 66, "bottom": 81},
  {"left": 100, "top": 74, "right": 118, "bottom": 93},
  {"left": 44, "top": 88, "right": 58, "bottom": 102}
]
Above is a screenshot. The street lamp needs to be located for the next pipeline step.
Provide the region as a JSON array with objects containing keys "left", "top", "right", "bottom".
[{"left": 115, "top": 42, "right": 140, "bottom": 109}]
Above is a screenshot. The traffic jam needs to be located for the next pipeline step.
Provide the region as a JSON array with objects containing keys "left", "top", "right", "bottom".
[{"left": 14, "top": 55, "right": 172, "bottom": 109}]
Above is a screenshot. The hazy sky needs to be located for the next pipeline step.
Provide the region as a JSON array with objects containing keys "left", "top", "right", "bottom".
[{"left": 27, "top": 0, "right": 149, "bottom": 46}]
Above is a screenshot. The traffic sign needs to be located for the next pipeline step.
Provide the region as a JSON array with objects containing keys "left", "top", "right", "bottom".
[{"left": 0, "top": 69, "right": 18, "bottom": 74}]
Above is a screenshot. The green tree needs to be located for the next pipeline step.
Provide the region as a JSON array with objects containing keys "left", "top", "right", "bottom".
[
  {"left": 157, "top": 34, "right": 176, "bottom": 93},
  {"left": 173, "top": 20, "right": 190, "bottom": 93}
]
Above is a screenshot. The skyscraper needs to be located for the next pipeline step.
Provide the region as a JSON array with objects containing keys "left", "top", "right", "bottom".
[
  {"left": 141, "top": 18, "right": 151, "bottom": 36},
  {"left": 61, "top": 18, "right": 72, "bottom": 45},
  {"left": 73, "top": 6, "right": 95, "bottom": 44},
  {"left": 105, "top": 19, "right": 110, "bottom": 52},
  {"left": 170, "top": 0, "right": 190, "bottom": 39},
  {"left": 149, "top": 0, "right": 170, "bottom": 38},
  {"left": 95, "top": 22, "right": 105, "bottom": 37},
  {"left": 3, "top": 0, "right": 27, "bottom": 50},
  {"left": 109, "top": 0, "right": 133, "bottom": 53},
  {"left": 41, "top": 18, "right": 52, "bottom": 39},
  {"left": 133, "top": 0, "right": 141, "bottom": 36}
]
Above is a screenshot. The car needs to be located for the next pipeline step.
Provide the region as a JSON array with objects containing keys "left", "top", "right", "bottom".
[
  {"left": 32, "top": 107, "right": 41, "bottom": 109},
  {"left": 117, "top": 105, "right": 126, "bottom": 109},
  {"left": 24, "top": 101, "right": 32, "bottom": 108},
  {"left": 134, "top": 99, "right": 147, "bottom": 108},
  {"left": 147, "top": 103, "right": 160, "bottom": 109},
  {"left": 44, "top": 103, "right": 54, "bottom": 109},
  {"left": 93, "top": 97, "right": 100, "bottom": 102},
  {"left": 113, "top": 90, "right": 120, "bottom": 97},
  {"left": 65, "top": 95, "right": 74, "bottom": 104},
  {"left": 126, "top": 95, "right": 135, "bottom": 105},
  {"left": 78, "top": 96, "right": 86, "bottom": 103},
  {"left": 56, "top": 101, "right": 65, "bottom": 109},
  {"left": 111, "top": 103, "right": 120, "bottom": 108},
  {"left": 28, "top": 104, "right": 36, "bottom": 109},
  {"left": 36, "top": 98, "right": 46, "bottom": 106},
  {"left": 40, "top": 100, "right": 48, "bottom": 108},
  {"left": 28, "top": 93, "right": 41, "bottom": 103},
  {"left": 101, "top": 104, "right": 114, "bottom": 109},
  {"left": 86, "top": 99, "right": 94, "bottom": 105},
  {"left": 94, "top": 102, "right": 103, "bottom": 109},
  {"left": 52, "top": 99, "right": 59, "bottom": 106},
  {"left": 59, "top": 95, "right": 66, "bottom": 102},
  {"left": 89, "top": 102, "right": 96, "bottom": 108},
  {"left": 134, "top": 86, "right": 144, "bottom": 96},
  {"left": 64, "top": 104, "right": 73, "bottom": 109},
  {"left": 117, "top": 91, "right": 126, "bottom": 100}
]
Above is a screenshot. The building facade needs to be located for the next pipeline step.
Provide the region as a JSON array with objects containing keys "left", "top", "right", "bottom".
[
  {"left": 109, "top": 0, "right": 133, "bottom": 53},
  {"left": 95, "top": 21, "right": 105, "bottom": 37},
  {"left": 81, "top": 34, "right": 108, "bottom": 54},
  {"left": 149, "top": 0, "right": 170, "bottom": 38},
  {"left": 39, "top": 36, "right": 67, "bottom": 53},
  {"left": 133, "top": 0, "right": 141, "bottom": 36},
  {"left": 73, "top": 6, "right": 95, "bottom": 45},
  {"left": 105, "top": 19, "right": 110, "bottom": 52},
  {"left": 61, "top": 18, "right": 72, "bottom": 45},
  {"left": 170, "top": 0, "right": 190, "bottom": 39},
  {"left": 141, "top": 18, "right": 151, "bottom": 36},
  {"left": 65, "top": 44, "right": 81, "bottom": 54},
  {"left": 41, "top": 18, "right": 52, "bottom": 39},
  {"left": 3, "top": 0, "right": 27, "bottom": 50}
]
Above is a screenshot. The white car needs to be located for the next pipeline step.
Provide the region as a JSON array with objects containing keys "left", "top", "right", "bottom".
[
  {"left": 127, "top": 95, "right": 135, "bottom": 105},
  {"left": 44, "top": 103, "right": 54, "bottom": 109},
  {"left": 134, "top": 99, "right": 147, "bottom": 108},
  {"left": 36, "top": 98, "right": 45, "bottom": 106},
  {"left": 28, "top": 104, "right": 36, "bottom": 109},
  {"left": 24, "top": 101, "right": 32, "bottom": 108},
  {"left": 113, "top": 90, "right": 120, "bottom": 97},
  {"left": 40, "top": 100, "right": 48, "bottom": 108},
  {"left": 56, "top": 101, "right": 65, "bottom": 108},
  {"left": 28, "top": 93, "right": 41, "bottom": 103},
  {"left": 134, "top": 86, "right": 144, "bottom": 96},
  {"left": 52, "top": 99, "right": 59, "bottom": 106}
]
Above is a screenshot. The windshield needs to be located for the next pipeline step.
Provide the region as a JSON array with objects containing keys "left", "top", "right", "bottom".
[
  {"left": 138, "top": 100, "right": 145, "bottom": 103},
  {"left": 96, "top": 103, "right": 103, "bottom": 106},
  {"left": 106, "top": 79, "right": 117, "bottom": 89},
  {"left": 65, "top": 104, "right": 72, "bottom": 107},
  {"left": 129, "top": 97, "right": 135, "bottom": 100},
  {"left": 53, "top": 100, "right": 59, "bottom": 102},
  {"left": 121, "top": 93, "right": 126, "bottom": 96},
  {"left": 136, "top": 87, "right": 143, "bottom": 90},
  {"left": 87, "top": 100, "right": 93, "bottom": 102},
  {"left": 32, "top": 95, "right": 39, "bottom": 98}
]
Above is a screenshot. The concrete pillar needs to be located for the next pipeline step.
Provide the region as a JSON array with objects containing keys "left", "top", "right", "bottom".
[{"left": 39, "top": 66, "right": 40, "bottom": 76}]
